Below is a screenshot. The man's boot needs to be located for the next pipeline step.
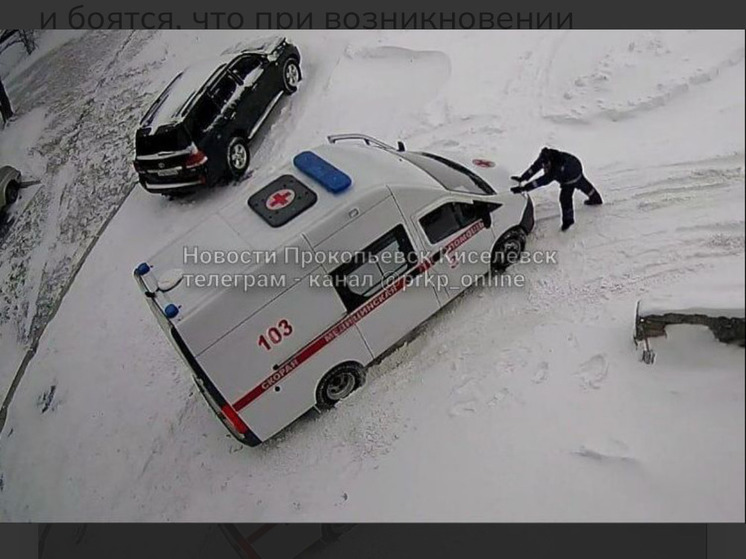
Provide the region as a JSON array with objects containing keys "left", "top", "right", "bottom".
[{"left": 584, "top": 190, "right": 603, "bottom": 206}]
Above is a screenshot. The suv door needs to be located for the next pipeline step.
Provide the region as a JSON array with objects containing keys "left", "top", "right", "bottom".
[
  {"left": 228, "top": 54, "right": 278, "bottom": 139},
  {"left": 193, "top": 72, "right": 241, "bottom": 176}
]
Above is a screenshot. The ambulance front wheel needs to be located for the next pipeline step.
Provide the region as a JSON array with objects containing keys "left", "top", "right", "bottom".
[
  {"left": 316, "top": 363, "right": 366, "bottom": 410},
  {"left": 490, "top": 228, "right": 527, "bottom": 273}
]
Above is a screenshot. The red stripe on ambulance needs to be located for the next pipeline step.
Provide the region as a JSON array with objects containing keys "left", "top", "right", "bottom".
[{"left": 232, "top": 220, "right": 484, "bottom": 412}]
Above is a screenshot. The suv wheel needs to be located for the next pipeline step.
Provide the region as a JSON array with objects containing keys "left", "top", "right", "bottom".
[
  {"left": 226, "top": 136, "right": 250, "bottom": 179},
  {"left": 282, "top": 58, "right": 301, "bottom": 94}
]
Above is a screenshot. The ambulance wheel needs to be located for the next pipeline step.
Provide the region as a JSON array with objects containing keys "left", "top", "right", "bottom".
[
  {"left": 491, "top": 228, "right": 527, "bottom": 273},
  {"left": 282, "top": 58, "right": 301, "bottom": 94},
  {"left": 5, "top": 181, "right": 19, "bottom": 204},
  {"left": 226, "top": 135, "right": 250, "bottom": 179},
  {"left": 316, "top": 363, "right": 365, "bottom": 410}
]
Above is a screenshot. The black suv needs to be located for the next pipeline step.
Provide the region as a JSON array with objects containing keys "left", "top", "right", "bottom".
[{"left": 133, "top": 36, "right": 301, "bottom": 195}]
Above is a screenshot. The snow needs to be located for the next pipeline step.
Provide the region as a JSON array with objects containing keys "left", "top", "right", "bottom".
[
  {"left": 0, "top": 106, "right": 48, "bottom": 178},
  {"left": 0, "top": 107, "right": 49, "bottom": 398},
  {"left": 638, "top": 261, "right": 745, "bottom": 319},
  {"left": 0, "top": 30, "right": 743, "bottom": 522},
  {"left": 0, "top": 31, "right": 87, "bottom": 83}
]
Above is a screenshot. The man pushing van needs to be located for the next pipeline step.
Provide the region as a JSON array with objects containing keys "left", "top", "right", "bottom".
[{"left": 510, "top": 147, "right": 603, "bottom": 231}]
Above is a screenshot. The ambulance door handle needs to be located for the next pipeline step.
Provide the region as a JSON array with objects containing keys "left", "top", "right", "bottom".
[{"left": 348, "top": 208, "right": 359, "bottom": 218}]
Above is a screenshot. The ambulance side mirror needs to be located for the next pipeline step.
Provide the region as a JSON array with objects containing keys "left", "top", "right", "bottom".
[{"left": 397, "top": 141, "right": 406, "bottom": 152}]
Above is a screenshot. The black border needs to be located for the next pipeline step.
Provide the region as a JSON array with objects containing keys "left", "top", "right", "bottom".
[{"left": 0, "top": 4, "right": 743, "bottom": 558}]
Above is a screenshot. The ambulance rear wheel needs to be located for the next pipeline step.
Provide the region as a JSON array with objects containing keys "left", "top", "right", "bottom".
[
  {"left": 316, "top": 363, "right": 365, "bottom": 410},
  {"left": 5, "top": 181, "right": 19, "bottom": 204}
]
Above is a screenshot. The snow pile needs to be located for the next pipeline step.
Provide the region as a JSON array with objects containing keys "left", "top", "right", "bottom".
[
  {"left": 638, "top": 270, "right": 745, "bottom": 319},
  {"left": 0, "top": 30, "right": 743, "bottom": 522}
]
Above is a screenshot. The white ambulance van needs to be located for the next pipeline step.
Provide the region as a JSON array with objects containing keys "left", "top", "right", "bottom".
[{"left": 134, "top": 134, "right": 534, "bottom": 446}]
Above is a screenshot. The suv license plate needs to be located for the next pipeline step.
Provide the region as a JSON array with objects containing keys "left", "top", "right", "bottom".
[{"left": 157, "top": 168, "right": 181, "bottom": 176}]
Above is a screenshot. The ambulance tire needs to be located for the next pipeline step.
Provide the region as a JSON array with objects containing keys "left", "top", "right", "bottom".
[
  {"left": 316, "top": 363, "right": 366, "bottom": 410},
  {"left": 490, "top": 227, "right": 527, "bottom": 273},
  {"left": 4, "top": 180, "right": 19, "bottom": 204}
]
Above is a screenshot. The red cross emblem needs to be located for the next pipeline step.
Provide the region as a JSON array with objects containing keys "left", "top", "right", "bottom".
[
  {"left": 265, "top": 188, "right": 295, "bottom": 210},
  {"left": 472, "top": 158, "right": 495, "bottom": 168}
]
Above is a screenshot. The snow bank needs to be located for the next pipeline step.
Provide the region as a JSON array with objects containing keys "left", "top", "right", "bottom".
[
  {"left": 638, "top": 288, "right": 745, "bottom": 319},
  {"left": 638, "top": 263, "right": 745, "bottom": 319}
]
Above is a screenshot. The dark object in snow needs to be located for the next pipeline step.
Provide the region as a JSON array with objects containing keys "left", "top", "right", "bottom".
[
  {"left": 0, "top": 165, "right": 22, "bottom": 213},
  {"left": 133, "top": 36, "right": 301, "bottom": 196},
  {"left": 512, "top": 147, "right": 603, "bottom": 229},
  {"left": 0, "top": 76, "right": 14, "bottom": 125},
  {"left": 636, "top": 310, "right": 745, "bottom": 347},
  {"left": 634, "top": 300, "right": 745, "bottom": 365},
  {"left": 38, "top": 385, "right": 56, "bottom": 414}
]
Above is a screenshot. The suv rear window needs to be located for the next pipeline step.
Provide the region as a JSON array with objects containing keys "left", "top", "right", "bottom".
[{"left": 135, "top": 125, "right": 191, "bottom": 156}]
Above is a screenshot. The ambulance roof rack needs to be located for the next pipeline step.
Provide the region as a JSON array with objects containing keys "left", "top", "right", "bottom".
[{"left": 327, "top": 134, "right": 397, "bottom": 151}]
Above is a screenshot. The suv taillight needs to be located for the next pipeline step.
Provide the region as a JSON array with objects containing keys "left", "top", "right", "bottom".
[{"left": 184, "top": 149, "right": 208, "bottom": 169}]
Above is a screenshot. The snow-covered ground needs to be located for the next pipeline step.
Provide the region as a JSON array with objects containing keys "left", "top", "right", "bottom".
[{"left": 0, "top": 30, "right": 743, "bottom": 521}]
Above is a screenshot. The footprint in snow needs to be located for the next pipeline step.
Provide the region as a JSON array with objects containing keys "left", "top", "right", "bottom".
[
  {"left": 487, "top": 388, "right": 510, "bottom": 408},
  {"left": 449, "top": 398, "right": 479, "bottom": 417},
  {"left": 532, "top": 361, "right": 550, "bottom": 384},
  {"left": 576, "top": 354, "right": 609, "bottom": 390},
  {"left": 572, "top": 438, "right": 636, "bottom": 464}
]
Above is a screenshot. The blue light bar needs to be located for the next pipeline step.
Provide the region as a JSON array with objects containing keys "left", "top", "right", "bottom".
[{"left": 293, "top": 151, "right": 351, "bottom": 193}]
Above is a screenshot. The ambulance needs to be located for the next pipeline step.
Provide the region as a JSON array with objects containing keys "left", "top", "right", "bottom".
[{"left": 134, "top": 134, "right": 534, "bottom": 445}]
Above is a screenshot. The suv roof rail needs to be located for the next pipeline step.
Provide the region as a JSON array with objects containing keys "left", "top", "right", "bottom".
[{"left": 327, "top": 134, "right": 396, "bottom": 151}]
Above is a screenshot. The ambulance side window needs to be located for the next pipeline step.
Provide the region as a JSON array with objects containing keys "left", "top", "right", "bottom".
[
  {"left": 420, "top": 202, "right": 480, "bottom": 244},
  {"left": 332, "top": 225, "right": 417, "bottom": 312}
]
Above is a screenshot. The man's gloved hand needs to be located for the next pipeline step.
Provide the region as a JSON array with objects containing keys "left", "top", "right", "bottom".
[
  {"left": 510, "top": 185, "right": 525, "bottom": 194},
  {"left": 510, "top": 175, "right": 523, "bottom": 183}
]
